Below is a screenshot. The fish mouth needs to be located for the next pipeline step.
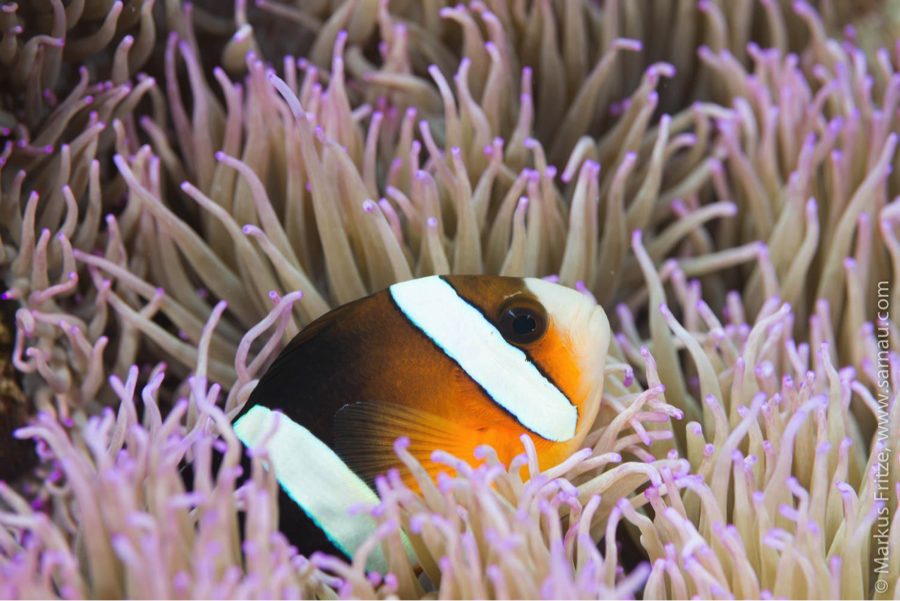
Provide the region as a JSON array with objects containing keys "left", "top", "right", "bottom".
[
  {"left": 578, "top": 303, "right": 611, "bottom": 430},
  {"left": 587, "top": 303, "right": 611, "bottom": 362},
  {"left": 568, "top": 290, "right": 611, "bottom": 371}
]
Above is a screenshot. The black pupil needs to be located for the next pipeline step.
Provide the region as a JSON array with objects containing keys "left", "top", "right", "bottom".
[{"left": 512, "top": 313, "right": 537, "bottom": 335}]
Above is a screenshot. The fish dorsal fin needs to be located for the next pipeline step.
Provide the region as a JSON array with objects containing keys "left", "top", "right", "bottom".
[
  {"left": 332, "top": 402, "right": 478, "bottom": 490},
  {"left": 256, "top": 299, "right": 361, "bottom": 385}
]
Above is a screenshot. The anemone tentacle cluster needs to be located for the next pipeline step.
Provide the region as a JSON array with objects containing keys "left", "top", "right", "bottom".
[{"left": 1, "top": 0, "right": 899, "bottom": 599}]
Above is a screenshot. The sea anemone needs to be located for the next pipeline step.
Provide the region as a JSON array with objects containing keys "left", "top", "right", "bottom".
[{"left": 1, "top": 0, "right": 899, "bottom": 599}]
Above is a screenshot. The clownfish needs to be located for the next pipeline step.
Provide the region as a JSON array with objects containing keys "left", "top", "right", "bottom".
[{"left": 231, "top": 275, "right": 610, "bottom": 570}]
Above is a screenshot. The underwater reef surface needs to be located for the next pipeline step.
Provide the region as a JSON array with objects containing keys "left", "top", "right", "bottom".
[{"left": 1, "top": 0, "right": 900, "bottom": 598}]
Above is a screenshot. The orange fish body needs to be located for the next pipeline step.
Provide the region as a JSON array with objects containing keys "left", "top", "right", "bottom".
[{"left": 233, "top": 275, "right": 610, "bottom": 569}]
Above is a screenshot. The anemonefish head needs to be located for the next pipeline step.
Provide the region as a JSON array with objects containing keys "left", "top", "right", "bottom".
[
  {"left": 517, "top": 276, "right": 611, "bottom": 439},
  {"left": 396, "top": 275, "right": 611, "bottom": 466}
]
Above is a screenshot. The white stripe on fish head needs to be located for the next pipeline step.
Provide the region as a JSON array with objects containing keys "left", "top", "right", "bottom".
[{"left": 389, "top": 276, "right": 578, "bottom": 442}]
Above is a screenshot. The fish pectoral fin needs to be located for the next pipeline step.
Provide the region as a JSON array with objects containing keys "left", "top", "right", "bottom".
[{"left": 332, "top": 402, "right": 479, "bottom": 489}]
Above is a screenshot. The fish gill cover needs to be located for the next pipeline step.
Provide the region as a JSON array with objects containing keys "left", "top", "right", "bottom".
[{"left": 0, "top": 0, "right": 899, "bottom": 599}]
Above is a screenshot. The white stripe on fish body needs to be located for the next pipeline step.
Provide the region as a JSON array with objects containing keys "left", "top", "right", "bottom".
[
  {"left": 389, "top": 276, "right": 578, "bottom": 442},
  {"left": 233, "top": 405, "right": 389, "bottom": 572}
]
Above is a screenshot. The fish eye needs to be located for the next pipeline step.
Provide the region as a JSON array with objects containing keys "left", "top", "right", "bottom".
[{"left": 498, "top": 302, "right": 547, "bottom": 345}]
